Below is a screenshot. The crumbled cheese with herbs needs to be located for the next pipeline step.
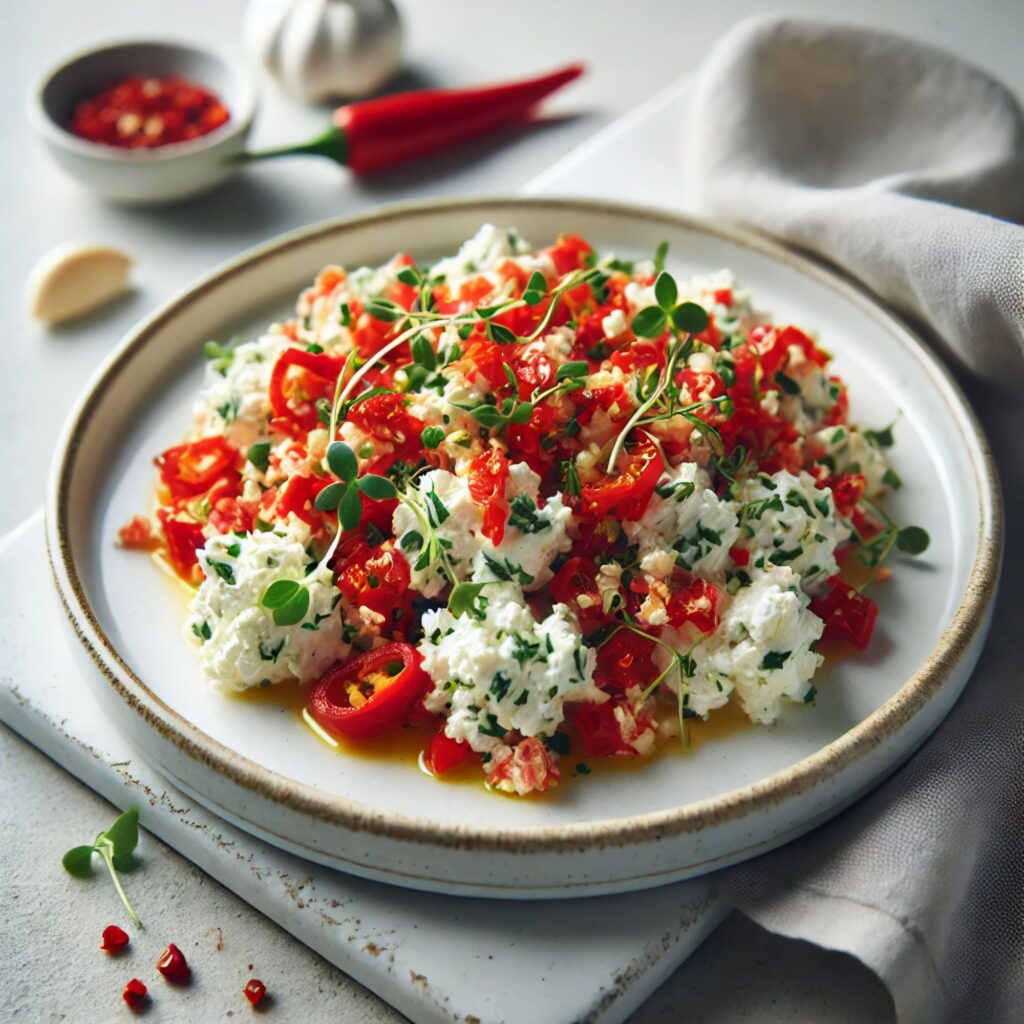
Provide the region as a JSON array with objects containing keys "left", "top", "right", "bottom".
[
  {"left": 393, "top": 462, "right": 571, "bottom": 597},
  {"left": 624, "top": 461, "right": 740, "bottom": 579},
  {"left": 193, "top": 334, "right": 291, "bottom": 449},
  {"left": 661, "top": 565, "right": 824, "bottom": 722},
  {"left": 733, "top": 469, "right": 849, "bottom": 591},
  {"left": 815, "top": 425, "right": 892, "bottom": 497},
  {"left": 186, "top": 522, "right": 347, "bottom": 692},
  {"left": 419, "top": 584, "right": 602, "bottom": 753}
]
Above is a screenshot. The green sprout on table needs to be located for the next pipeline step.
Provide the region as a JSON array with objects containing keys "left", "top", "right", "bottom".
[{"left": 62, "top": 807, "right": 142, "bottom": 927}]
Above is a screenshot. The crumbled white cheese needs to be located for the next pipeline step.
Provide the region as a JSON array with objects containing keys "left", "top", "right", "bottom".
[
  {"left": 428, "top": 224, "right": 552, "bottom": 289},
  {"left": 193, "top": 334, "right": 291, "bottom": 449},
  {"left": 186, "top": 522, "right": 348, "bottom": 692},
  {"left": 418, "top": 584, "right": 602, "bottom": 753},
  {"left": 602, "top": 308, "right": 628, "bottom": 340},
  {"left": 733, "top": 469, "right": 849, "bottom": 590},
  {"left": 700, "top": 565, "right": 824, "bottom": 724},
  {"left": 815, "top": 425, "right": 892, "bottom": 498},
  {"left": 624, "top": 462, "right": 740, "bottom": 579},
  {"left": 392, "top": 462, "right": 571, "bottom": 597}
]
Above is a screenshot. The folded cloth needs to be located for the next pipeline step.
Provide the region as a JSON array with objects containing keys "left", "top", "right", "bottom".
[
  {"left": 687, "top": 16, "right": 1024, "bottom": 387},
  {"left": 688, "top": 17, "right": 1024, "bottom": 1024}
]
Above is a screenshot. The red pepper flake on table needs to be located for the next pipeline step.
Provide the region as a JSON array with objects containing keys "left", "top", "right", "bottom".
[
  {"left": 100, "top": 924, "right": 130, "bottom": 953},
  {"left": 68, "top": 75, "right": 230, "bottom": 149},
  {"left": 156, "top": 942, "right": 191, "bottom": 984},
  {"left": 122, "top": 978, "right": 148, "bottom": 1008},
  {"left": 244, "top": 978, "right": 268, "bottom": 1007}
]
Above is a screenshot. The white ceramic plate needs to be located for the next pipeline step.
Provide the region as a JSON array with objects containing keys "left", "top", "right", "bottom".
[{"left": 48, "top": 198, "right": 1001, "bottom": 898}]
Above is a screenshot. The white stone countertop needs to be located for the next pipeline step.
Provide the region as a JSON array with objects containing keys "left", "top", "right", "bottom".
[{"left": 3, "top": 1, "right": 1020, "bottom": 1020}]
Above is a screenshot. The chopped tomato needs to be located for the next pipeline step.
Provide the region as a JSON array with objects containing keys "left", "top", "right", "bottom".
[
  {"left": 505, "top": 402, "right": 560, "bottom": 475},
  {"left": 810, "top": 578, "right": 879, "bottom": 650},
  {"left": 347, "top": 392, "right": 424, "bottom": 473},
  {"left": 510, "top": 347, "right": 555, "bottom": 398},
  {"left": 156, "top": 510, "right": 205, "bottom": 583},
  {"left": 275, "top": 473, "right": 332, "bottom": 528},
  {"left": 594, "top": 629, "right": 660, "bottom": 692},
  {"left": 545, "top": 233, "right": 593, "bottom": 275},
  {"left": 422, "top": 730, "right": 473, "bottom": 775},
  {"left": 828, "top": 473, "right": 866, "bottom": 519},
  {"left": 579, "top": 433, "right": 663, "bottom": 521},
  {"left": 549, "top": 556, "right": 613, "bottom": 633},
  {"left": 118, "top": 515, "right": 158, "bottom": 550},
  {"left": 155, "top": 436, "right": 237, "bottom": 502},
  {"left": 467, "top": 447, "right": 510, "bottom": 545},
  {"left": 666, "top": 577, "right": 719, "bottom": 633},
  {"left": 457, "top": 338, "right": 509, "bottom": 391},
  {"left": 268, "top": 347, "right": 345, "bottom": 431},
  {"left": 487, "top": 737, "right": 560, "bottom": 795},
  {"left": 570, "top": 698, "right": 652, "bottom": 758},
  {"left": 335, "top": 541, "right": 411, "bottom": 618},
  {"left": 308, "top": 643, "right": 431, "bottom": 740}
]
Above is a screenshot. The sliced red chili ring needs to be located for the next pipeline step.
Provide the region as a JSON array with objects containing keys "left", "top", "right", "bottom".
[{"left": 309, "top": 643, "right": 431, "bottom": 740}]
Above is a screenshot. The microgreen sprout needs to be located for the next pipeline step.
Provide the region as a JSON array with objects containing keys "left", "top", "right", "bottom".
[{"left": 62, "top": 807, "right": 142, "bottom": 927}]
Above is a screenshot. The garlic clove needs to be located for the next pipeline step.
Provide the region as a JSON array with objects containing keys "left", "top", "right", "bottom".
[{"left": 27, "top": 243, "right": 133, "bottom": 326}]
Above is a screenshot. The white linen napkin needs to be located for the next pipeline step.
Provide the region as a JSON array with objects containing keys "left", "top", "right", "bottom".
[
  {"left": 688, "top": 17, "right": 1024, "bottom": 1023},
  {"left": 687, "top": 15, "right": 1024, "bottom": 387}
]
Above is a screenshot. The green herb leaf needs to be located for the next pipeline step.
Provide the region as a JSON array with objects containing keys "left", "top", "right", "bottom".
[
  {"left": 866, "top": 423, "right": 896, "bottom": 448},
  {"left": 759, "top": 650, "right": 791, "bottom": 671},
  {"left": 464, "top": 404, "right": 505, "bottom": 429},
  {"left": 314, "top": 481, "right": 347, "bottom": 511},
  {"left": 357, "top": 475, "right": 398, "bottom": 500},
  {"left": 366, "top": 300, "right": 404, "bottom": 322},
  {"left": 896, "top": 525, "right": 930, "bottom": 555},
  {"left": 396, "top": 266, "right": 421, "bottom": 286},
  {"left": 556, "top": 360, "right": 589, "bottom": 381},
  {"left": 338, "top": 482, "right": 363, "bottom": 531},
  {"left": 62, "top": 845, "right": 96, "bottom": 878},
  {"left": 247, "top": 441, "right": 272, "bottom": 472},
  {"left": 263, "top": 579, "right": 302, "bottom": 609},
  {"left": 273, "top": 586, "right": 310, "bottom": 626},
  {"left": 102, "top": 808, "right": 139, "bottom": 859},
  {"left": 654, "top": 271, "right": 678, "bottom": 310},
  {"left": 489, "top": 322, "right": 517, "bottom": 345},
  {"left": 411, "top": 333, "right": 437, "bottom": 371},
  {"left": 447, "top": 581, "right": 491, "bottom": 619},
  {"left": 509, "top": 402, "right": 534, "bottom": 425},
  {"left": 632, "top": 306, "right": 667, "bottom": 338},
  {"left": 653, "top": 240, "right": 669, "bottom": 275},
  {"left": 327, "top": 442, "right": 358, "bottom": 482},
  {"left": 670, "top": 301, "right": 709, "bottom": 335},
  {"left": 774, "top": 370, "right": 801, "bottom": 395}
]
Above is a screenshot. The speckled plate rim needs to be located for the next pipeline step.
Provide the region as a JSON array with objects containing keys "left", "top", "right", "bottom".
[{"left": 46, "top": 196, "right": 1003, "bottom": 855}]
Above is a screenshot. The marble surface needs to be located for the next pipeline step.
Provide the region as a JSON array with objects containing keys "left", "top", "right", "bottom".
[{"left": 4, "top": 0, "right": 1021, "bottom": 1019}]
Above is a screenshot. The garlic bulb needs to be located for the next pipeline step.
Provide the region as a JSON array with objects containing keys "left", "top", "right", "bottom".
[{"left": 245, "top": 0, "right": 402, "bottom": 102}]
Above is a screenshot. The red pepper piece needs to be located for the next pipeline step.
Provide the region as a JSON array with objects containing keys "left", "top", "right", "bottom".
[
  {"left": 467, "top": 446, "right": 511, "bottom": 545},
  {"left": 122, "top": 978, "right": 148, "bottom": 1007},
  {"left": 244, "top": 978, "right": 267, "bottom": 1006},
  {"left": 156, "top": 943, "right": 191, "bottom": 984},
  {"left": 422, "top": 730, "right": 473, "bottom": 776},
  {"left": 101, "top": 924, "right": 130, "bottom": 952},
  {"left": 233, "top": 65, "right": 583, "bottom": 174},
  {"left": 309, "top": 643, "right": 431, "bottom": 740}
]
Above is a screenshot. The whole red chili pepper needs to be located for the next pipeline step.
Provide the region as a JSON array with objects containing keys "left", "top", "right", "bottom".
[
  {"left": 233, "top": 64, "right": 583, "bottom": 174},
  {"left": 156, "top": 943, "right": 191, "bottom": 984}
]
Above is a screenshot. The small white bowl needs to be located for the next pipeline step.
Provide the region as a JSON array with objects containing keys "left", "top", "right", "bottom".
[{"left": 30, "top": 40, "right": 256, "bottom": 206}]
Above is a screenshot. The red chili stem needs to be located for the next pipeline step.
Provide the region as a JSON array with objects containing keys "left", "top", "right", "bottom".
[{"left": 232, "top": 64, "right": 584, "bottom": 174}]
